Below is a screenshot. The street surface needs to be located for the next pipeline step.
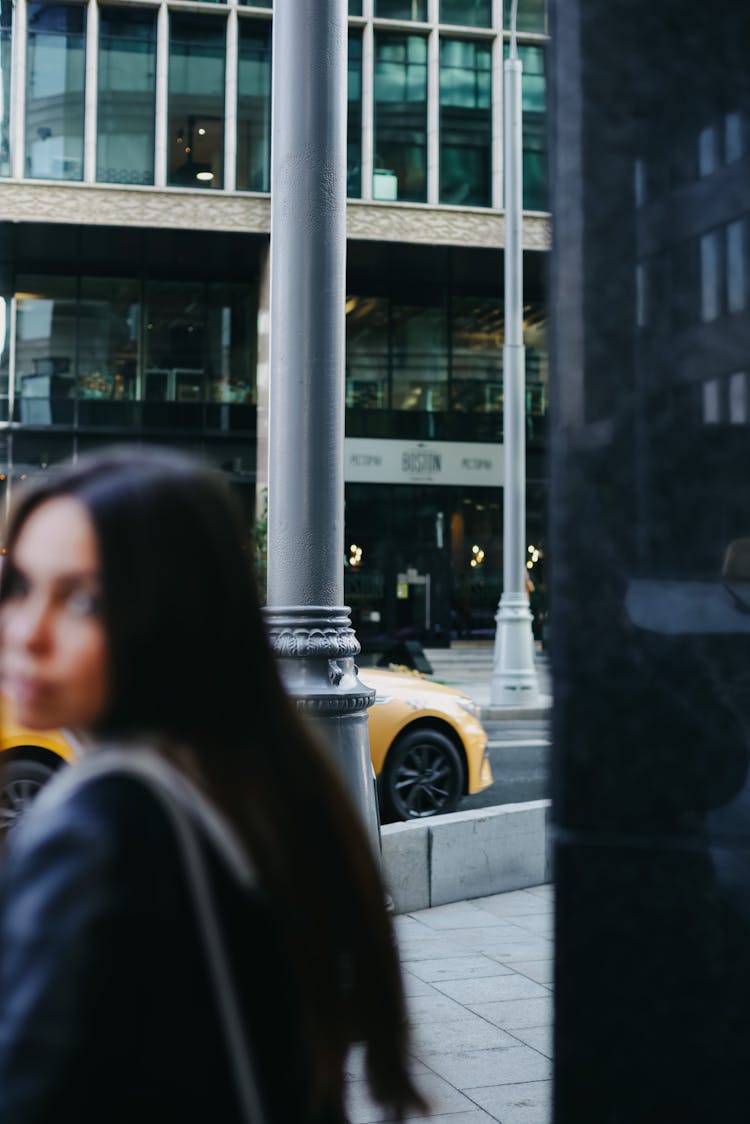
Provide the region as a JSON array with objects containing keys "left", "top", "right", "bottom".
[{"left": 458, "top": 718, "right": 551, "bottom": 812}]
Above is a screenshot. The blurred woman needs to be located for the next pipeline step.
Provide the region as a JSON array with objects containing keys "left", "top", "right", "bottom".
[{"left": 0, "top": 446, "right": 426, "bottom": 1124}]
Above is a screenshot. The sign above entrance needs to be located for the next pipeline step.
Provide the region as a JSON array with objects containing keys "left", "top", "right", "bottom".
[{"left": 344, "top": 438, "right": 504, "bottom": 487}]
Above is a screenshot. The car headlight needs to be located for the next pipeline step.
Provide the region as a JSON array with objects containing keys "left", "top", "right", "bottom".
[{"left": 457, "top": 697, "right": 482, "bottom": 719}]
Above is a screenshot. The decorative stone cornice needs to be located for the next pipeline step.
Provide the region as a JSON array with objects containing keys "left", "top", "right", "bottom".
[
  {"left": 0, "top": 179, "right": 551, "bottom": 250},
  {"left": 347, "top": 200, "right": 551, "bottom": 251}
]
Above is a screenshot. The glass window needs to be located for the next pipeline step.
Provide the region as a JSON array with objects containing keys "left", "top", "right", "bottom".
[
  {"left": 206, "top": 283, "right": 255, "bottom": 405},
  {"left": 450, "top": 297, "right": 502, "bottom": 415},
  {"left": 0, "top": 2, "right": 12, "bottom": 177},
  {"left": 348, "top": 31, "right": 362, "bottom": 198},
  {"left": 168, "top": 15, "right": 225, "bottom": 189},
  {"left": 702, "top": 378, "right": 721, "bottom": 424},
  {"left": 634, "top": 158, "right": 646, "bottom": 208},
  {"left": 375, "top": 1, "right": 427, "bottom": 19},
  {"left": 698, "top": 124, "right": 717, "bottom": 177},
  {"left": 391, "top": 299, "right": 448, "bottom": 412},
  {"left": 26, "top": 4, "right": 86, "bottom": 181},
  {"left": 724, "top": 110, "right": 744, "bottom": 163},
  {"left": 505, "top": 42, "right": 547, "bottom": 210},
  {"left": 238, "top": 0, "right": 272, "bottom": 6},
  {"left": 727, "top": 218, "right": 747, "bottom": 314},
  {"left": 349, "top": 0, "right": 363, "bottom": 13},
  {"left": 374, "top": 33, "right": 427, "bottom": 203},
  {"left": 77, "top": 278, "right": 140, "bottom": 403},
  {"left": 97, "top": 8, "right": 157, "bottom": 186},
  {"left": 635, "top": 262, "right": 648, "bottom": 327},
  {"left": 504, "top": 0, "right": 546, "bottom": 34},
  {"left": 700, "top": 230, "right": 721, "bottom": 322},
  {"left": 144, "top": 281, "right": 206, "bottom": 403},
  {"left": 346, "top": 296, "right": 389, "bottom": 410},
  {"left": 237, "top": 20, "right": 271, "bottom": 192},
  {"left": 729, "top": 372, "right": 747, "bottom": 425},
  {"left": 440, "top": 0, "right": 491, "bottom": 27},
  {"left": 15, "top": 276, "right": 77, "bottom": 424},
  {"left": 439, "top": 38, "right": 491, "bottom": 206}
]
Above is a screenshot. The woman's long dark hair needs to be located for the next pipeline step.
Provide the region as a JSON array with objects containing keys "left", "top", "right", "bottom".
[{"left": 0, "top": 446, "right": 427, "bottom": 1121}]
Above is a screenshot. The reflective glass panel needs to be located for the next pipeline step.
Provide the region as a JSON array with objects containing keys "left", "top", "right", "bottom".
[
  {"left": 503, "top": 0, "right": 546, "bottom": 34},
  {"left": 97, "top": 8, "right": 157, "bottom": 185},
  {"left": 168, "top": 15, "right": 225, "bottom": 189},
  {"left": 144, "top": 281, "right": 206, "bottom": 403},
  {"left": 26, "top": 4, "right": 86, "bottom": 181},
  {"left": 77, "top": 278, "right": 140, "bottom": 402},
  {"left": 237, "top": 20, "right": 271, "bottom": 192},
  {"left": 504, "top": 42, "right": 547, "bottom": 210},
  {"left": 440, "top": 38, "right": 492, "bottom": 206},
  {"left": 349, "top": 0, "right": 363, "bottom": 13},
  {"left": 206, "top": 283, "right": 255, "bottom": 405},
  {"left": 374, "top": 33, "right": 427, "bottom": 203},
  {"left": 375, "top": 1, "right": 427, "bottom": 19},
  {"left": 348, "top": 31, "right": 362, "bottom": 198},
  {"left": 15, "top": 276, "right": 77, "bottom": 424},
  {"left": 440, "top": 0, "right": 491, "bottom": 28},
  {"left": 391, "top": 300, "right": 448, "bottom": 411},
  {"left": 0, "top": 2, "right": 12, "bottom": 176},
  {"left": 450, "top": 297, "right": 502, "bottom": 416},
  {"left": 727, "top": 219, "right": 747, "bottom": 314},
  {"left": 346, "top": 296, "right": 389, "bottom": 409}
]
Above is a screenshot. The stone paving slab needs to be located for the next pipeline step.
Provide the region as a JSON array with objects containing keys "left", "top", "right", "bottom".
[{"left": 346, "top": 885, "right": 554, "bottom": 1123}]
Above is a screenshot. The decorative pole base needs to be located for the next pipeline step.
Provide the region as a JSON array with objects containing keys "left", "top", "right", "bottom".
[
  {"left": 263, "top": 605, "right": 381, "bottom": 855},
  {"left": 490, "top": 592, "right": 541, "bottom": 707}
]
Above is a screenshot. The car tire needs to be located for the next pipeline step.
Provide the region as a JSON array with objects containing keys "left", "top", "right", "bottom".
[
  {"left": 0, "top": 758, "right": 57, "bottom": 832},
  {"left": 380, "top": 727, "right": 464, "bottom": 821}
]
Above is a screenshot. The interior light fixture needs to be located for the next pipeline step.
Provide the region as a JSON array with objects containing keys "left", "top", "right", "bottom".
[{"left": 196, "top": 170, "right": 214, "bottom": 182}]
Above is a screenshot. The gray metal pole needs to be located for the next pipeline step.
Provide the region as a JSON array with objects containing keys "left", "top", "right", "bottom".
[
  {"left": 264, "top": 0, "right": 380, "bottom": 851},
  {"left": 490, "top": 3, "right": 540, "bottom": 706}
]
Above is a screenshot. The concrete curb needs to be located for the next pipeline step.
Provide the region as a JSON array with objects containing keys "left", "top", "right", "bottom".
[
  {"left": 381, "top": 800, "right": 552, "bottom": 914},
  {"left": 481, "top": 703, "right": 553, "bottom": 721},
  {"left": 480, "top": 693, "right": 553, "bottom": 722}
]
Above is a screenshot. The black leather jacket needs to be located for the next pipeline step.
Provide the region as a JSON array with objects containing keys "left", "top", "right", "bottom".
[{"left": 0, "top": 760, "right": 325, "bottom": 1124}]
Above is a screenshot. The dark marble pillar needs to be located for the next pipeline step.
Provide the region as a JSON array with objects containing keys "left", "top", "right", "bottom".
[{"left": 550, "top": 1, "right": 750, "bottom": 1120}]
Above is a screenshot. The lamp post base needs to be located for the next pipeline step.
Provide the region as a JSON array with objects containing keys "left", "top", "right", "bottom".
[
  {"left": 263, "top": 606, "right": 381, "bottom": 858},
  {"left": 491, "top": 592, "right": 540, "bottom": 707}
]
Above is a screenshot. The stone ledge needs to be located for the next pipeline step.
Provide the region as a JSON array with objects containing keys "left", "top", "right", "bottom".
[{"left": 381, "top": 800, "right": 552, "bottom": 914}]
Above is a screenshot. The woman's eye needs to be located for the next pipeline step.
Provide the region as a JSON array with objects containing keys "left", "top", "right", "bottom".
[
  {"left": 66, "top": 590, "right": 101, "bottom": 617},
  {"left": 4, "top": 572, "right": 29, "bottom": 600}
]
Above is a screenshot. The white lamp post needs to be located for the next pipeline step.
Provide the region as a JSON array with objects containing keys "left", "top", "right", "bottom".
[{"left": 490, "top": 0, "right": 541, "bottom": 707}]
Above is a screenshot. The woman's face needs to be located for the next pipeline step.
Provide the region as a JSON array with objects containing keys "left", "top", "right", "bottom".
[{"left": 0, "top": 497, "right": 110, "bottom": 731}]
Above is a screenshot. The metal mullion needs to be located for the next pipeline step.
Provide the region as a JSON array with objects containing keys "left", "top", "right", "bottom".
[
  {"left": 491, "top": 3, "right": 503, "bottom": 209},
  {"left": 84, "top": 0, "right": 99, "bottom": 182},
  {"left": 10, "top": 0, "right": 27, "bottom": 179},
  {"left": 427, "top": 23, "right": 438, "bottom": 204},
  {"left": 224, "top": 6, "right": 238, "bottom": 190},
  {"left": 154, "top": 2, "right": 169, "bottom": 186},
  {"left": 361, "top": 11, "right": 374, "bottom": 199}
]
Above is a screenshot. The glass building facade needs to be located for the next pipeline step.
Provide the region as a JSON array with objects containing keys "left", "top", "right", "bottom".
[
  {"left": 0, "top": 0, "right": 551, "bottom": 643},
  {"left": 2, "top": 0, "right": 548, "bottom": 208}
]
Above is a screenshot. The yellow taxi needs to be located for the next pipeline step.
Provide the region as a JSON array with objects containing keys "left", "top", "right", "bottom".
[
  {"left": 360, "top": 667, "right": 491, "bottom": 821},
  {"left": 0, "top": 669, "right": 491, "bottom": 827}
]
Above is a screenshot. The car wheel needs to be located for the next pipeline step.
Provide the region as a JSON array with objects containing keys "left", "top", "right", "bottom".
[
  {"left": 0, "top": 758, "right": 56, "bottom": 832},
  {"left": 380, "top": 728, "right": 464, "bottom": 821}
]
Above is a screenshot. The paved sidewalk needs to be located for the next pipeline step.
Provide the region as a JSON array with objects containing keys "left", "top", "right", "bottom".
[
  {"left": 423, "top": 643, "right": 551, "bottom": 713},
  {"left": 346, "top": 885, "right": 554, "bottom": 1123}
]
